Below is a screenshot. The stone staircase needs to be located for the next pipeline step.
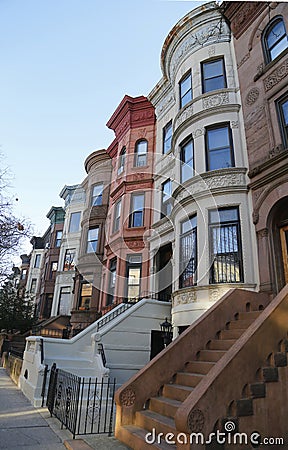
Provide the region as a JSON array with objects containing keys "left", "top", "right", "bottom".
[
  {"left": 115, "top": 286, "right": 288, "bottom": 449},
  {"left": 118, "top": 309, "right": 262, "bottom": 449}
]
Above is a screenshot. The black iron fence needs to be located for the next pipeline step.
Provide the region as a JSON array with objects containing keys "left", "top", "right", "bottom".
[{"left": 46, "top": 363, "right": 116, "bottom": 438}]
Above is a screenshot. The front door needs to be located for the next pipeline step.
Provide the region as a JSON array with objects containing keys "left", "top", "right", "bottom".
[{"left": 280, "top": 225, "right": 288, "bottom": 284}]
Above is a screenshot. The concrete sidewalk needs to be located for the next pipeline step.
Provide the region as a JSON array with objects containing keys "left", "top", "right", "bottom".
[
  {"left": 0, "top": 367, "right": 65, "bottom": 449},
  {"left": 0, "top": 367, "right": 129, "bottom": 450}
]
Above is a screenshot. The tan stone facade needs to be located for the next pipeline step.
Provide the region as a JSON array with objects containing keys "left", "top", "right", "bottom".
[{"left": 223, "top": 1, "right": 288, "bottom": 295}]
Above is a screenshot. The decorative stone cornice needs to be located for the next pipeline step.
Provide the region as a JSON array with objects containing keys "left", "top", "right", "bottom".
[
  {"left": 174, "top": 168, "right": 247, "bottom": 203},
  {"left": 263, "top": 57, "right": 288, "bottom": 92},
  {"left": 202, "top": 92, "right": 229, "bottom": 109},
  {"left": 161, "top": 3, "right": 230, "bottom": 84},
  {"left": 84, "top": 149, "right": 111, "bottom": 174},
  {"left": 223, "top": 2, "right": 267, "bottom": 39}
]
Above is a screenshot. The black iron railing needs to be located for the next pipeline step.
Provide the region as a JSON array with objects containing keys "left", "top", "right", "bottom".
[
  {"left": 9, "top": 346, "right": 25, "bottom": 359},
  {"left": 46, "top": 364, "right": 116, "bottom": 438},
  {"left": 95, "top": 302, "right": 135, "bottom": 332}
]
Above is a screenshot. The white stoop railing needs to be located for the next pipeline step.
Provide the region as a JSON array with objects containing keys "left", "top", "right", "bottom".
[{"left": 19, "top": 299, "right": 171, "bottom": 406}]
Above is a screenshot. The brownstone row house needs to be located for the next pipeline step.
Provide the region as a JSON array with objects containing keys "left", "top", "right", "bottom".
[{"left": 223, "top": 1, "right": 288, "bottom": 296}]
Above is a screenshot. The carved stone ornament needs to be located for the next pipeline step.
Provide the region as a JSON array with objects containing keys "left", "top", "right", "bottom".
[
  {"left": 187, "top": 409, "right": 205, "bottom": 433},
  {"left": 120, "top": 388, "right": 136, "bottom": 407},
  {"left": 230, "top": 3, "right": 261, "bottom": 37},
  {"left": 202, "top": 92, "right": 229, "bottom": 109},
  {"left": 170, "top": 21, "right": 230, "bottom": 82},
  {"left": 245, "top": 88, "right": 260, "bottom": 106},
  {"left": 192, "top": 128, "right": 205, "bottom": 139},
  {"left": 156, "top": 93, "right": 175, "bottom": 117},
  {"left": 231, "top": 121, "right": 239, "bottom": 128},
  {"left": 174, "top": 105, "right": 194, "bottom": 129},
  {"left": 208, "top": 46, "right": 216, "bottom": 57},
  {"left": 176, "top": 173, "right": 245, "bottom": 201},
  {"left": 264, "top": 58, "right": 288, "bottom": 92},
  {"left": 173, "top": 291, "right": 196, "bottom": 307}
]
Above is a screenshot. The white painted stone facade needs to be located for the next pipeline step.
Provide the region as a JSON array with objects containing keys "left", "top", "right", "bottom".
[
  {"left": 20, "top": 299, "right": 171, "bottom": 405},
  {"left": 148, "top": 2, "right": 259, "bottom": 333},
  {"left": 51, "top": 185, "right": 85, "bottom": 317}
]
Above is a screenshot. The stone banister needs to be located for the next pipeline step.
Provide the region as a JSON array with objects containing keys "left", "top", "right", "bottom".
[
  {"left": 115, "top": 289, "right": 269, "bottom": 426},
  {"left": 174, "top": 284, "right": 288, "bottom": 440}
]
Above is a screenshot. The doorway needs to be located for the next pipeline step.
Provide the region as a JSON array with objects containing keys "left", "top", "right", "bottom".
[
  {"left": 280, "top": 225, "right": 288, "bottom": 284},
  {"left": 154, "top": 243, "right": 172, "bottom": 300},
  {"left": 268, "top": 196, "right": 288, "bottom": 293}
]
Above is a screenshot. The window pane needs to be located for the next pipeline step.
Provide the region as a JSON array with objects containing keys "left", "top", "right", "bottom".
[
  {"left": 180, "top": 74, "right": 191, "bottom": 96},
  {"left": 92, "top": 184, "right": 103, "bottom": 206},
  {"left": 210, "top": 208, "right": 238, "bottom": 224},
  {"left": 133, "top": 211, "right": 143, "bottom": 227},
  {"left": 163, "top": 122, "right": 172, "bottom": 154},
  {"left": 180, "top": 217, "right": 197, "bottom": 288},
  {"left": 69, "top": 212, "right": 81, "bottom": 232},
  {"left": 87, "top": 228, "right": 99, "bottom": 253},
  {"left": 209, "top": 148, "right": 232, "bottom": 170},
  {"left": 182, "top": 216, "right": 197, "bottom": 234},
  {"left": 56, "top": 231, "right": 62, "bottom": 247},
  {"left": 208, "top": 127, "right": 229, "bottom": 150},
  {"left": 136, "top": 141, "right": 147, "bottom": 154},
  {"left": 63, "top": 249, "right": 76, "bottom": 271},
  {"left": 204, "top": 59, "right": 223, "bottom": 78},
  {"left": 181, "top": 90, "right": 192, "bottom": 107},
  {"left": 209, "top": 207, "right": 242, "bottom": 284},
  {"left": 267, "top": 20, "right": 286, "bottom": 48},
  {"left": 88, "top": 228, "right": 98, "bottom": 240},
  {"left": 270, "top": 36, "right": 288, "bottom": 60},
  {"left": 205, "top": 76, "right": 226, "bottom": 92},
  {"left": 282, "top": 99, "right": 288, "bottom": 125},
  {"left": 34, "top": 254, "right": 41, "bottom": 268},
  {"left": 133, "top": 194, "right": 144, "bottom": 211}
]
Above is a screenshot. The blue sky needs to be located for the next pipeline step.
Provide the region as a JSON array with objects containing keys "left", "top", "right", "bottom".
[{"left": 0, "top": 0, "right": 207, "bottom": 258}]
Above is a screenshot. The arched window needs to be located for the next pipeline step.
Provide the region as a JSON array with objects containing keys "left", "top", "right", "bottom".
[
  {"left": 263, "top": 17, "right": 288, "bottom": 63},
  {"left": 134, "top": 140, "right": 147, "bottom": 167},
  {"left": 118, "top": 147, "right": 126, "bottom": 175}
]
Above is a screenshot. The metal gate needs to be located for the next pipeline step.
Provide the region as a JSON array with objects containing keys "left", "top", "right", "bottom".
[{"left": 46, "top": 363, "right": 116, "bottom": 438}]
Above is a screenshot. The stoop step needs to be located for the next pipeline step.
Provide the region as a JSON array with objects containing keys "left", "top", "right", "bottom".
[
  {"left": 135, "top": 409, "right": 176, "bottom": 435},
  {"left": 123, "top": 425, "right": 177, "bottom": 450}
]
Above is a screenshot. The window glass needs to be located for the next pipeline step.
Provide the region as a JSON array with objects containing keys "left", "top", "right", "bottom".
[
  {"left": 161, "top": 179, "right": 173, "bottom": 218},
  {"left": 126, "top": 256, "right": 142, "bottom": 300},
  {"left": 209, "top": 207, "right": 243, "bottom": 284},
  {"left": 114, "top": 200, "right": 122, "bottom": 232},
  {"left": 202, "top": 59, "right": 226, "bottom": 93},
  {"left": 163, "top": 121, "right": 172, "bottom": 154},
  {"left": 135, "top": 140, "right": 147, "bottom": 167},
  {"left": 206, "top": 125, "right": 234, "bottom": 171},
  {"left": 107, "top": 258, "right": 117, "bottom": 305},
  {"left": 55, "top": 231, "right": 62, "bottom": 247},
  {"left": 264, "top": 18, "right": 288, "bottom": 62},
  {"left": 34, "top": 254, "right": 41, "bottom": 268},
  {"left": 63, "top": 249, "right": 76, "bottom": 271},
  {"left": 180, "top": 72, "right": 192, "bottom": 108},
  {"left": 79, "top": 283, "right": 92, "bottom": 309},
  {"left": 130, "top": 194, "right": 144, "bottom": 227},
  {"left": 69, "top": 212, "right": 81, "bottom": 233},
  {"left": 86, "top": 227, "right": 99, "bottom": 253},
  {"left": 91, "top": 184, "right": 103, "bottom": 206},
  {"left": 58, "top": 287, "right": 71, "bottom": 315},
  {"left": 118, "top": 147, "right": 126, "bottom": 175},
  {"left": 180, "top": 215, "right": 197, "bottom": 288},
  {"left": 181, "top": 137, "right": 194, "bottom": 182}
]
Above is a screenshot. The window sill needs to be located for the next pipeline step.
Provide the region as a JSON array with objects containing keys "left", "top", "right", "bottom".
[{"left": 254, "top": 47, "right": 288, "bottom": 81}]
